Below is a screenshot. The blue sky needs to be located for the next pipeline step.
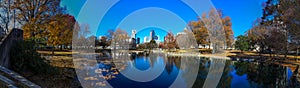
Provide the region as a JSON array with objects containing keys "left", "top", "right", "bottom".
[{"left": 61, "top": 0, "right": 266, "bottom": 41}]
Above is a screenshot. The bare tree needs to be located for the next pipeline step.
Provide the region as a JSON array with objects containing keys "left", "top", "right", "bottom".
[
  {"left": 0, "top": 0, "right": 13, "bottom": 34},
  {"left": 203, "top": 8, "right": 226, "bottom": 53},
  {"left": 176, "top": 28, "right": 197, "bottom": 49},
  {"left": 109, "top": 29, "right": 129, "bottom": 50}
]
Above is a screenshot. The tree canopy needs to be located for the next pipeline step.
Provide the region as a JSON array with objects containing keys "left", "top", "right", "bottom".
[{"left": 234, "top": 35, "right": 250, "bottom": 52}]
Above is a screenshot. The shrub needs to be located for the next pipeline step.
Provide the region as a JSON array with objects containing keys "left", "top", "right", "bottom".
[{"left": 10, "top": 40, "right": 57, "bottom": 75}]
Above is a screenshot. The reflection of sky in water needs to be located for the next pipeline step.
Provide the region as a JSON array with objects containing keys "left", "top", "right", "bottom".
[
  {"left": 229, "top": 64, "right": 293, "bottom": 88},
  {"left": 231, "top": 70, "right": 250, "bottom": 88},
  {"left": 80, "top": 55, "right": 296, "bottom": 88},
  {"left": 97, "top": 56, "right": 180, "bottom": 88},
  {"left": 133, "top": 57, "right": 151, "bottom": 71}
]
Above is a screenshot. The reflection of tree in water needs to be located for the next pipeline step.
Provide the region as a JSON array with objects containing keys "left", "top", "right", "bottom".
[
  {"left": 233, "top": 62, "right": 298, "bottom": 87},
  {"left": 165, "top": 56, "right": 181, "bottom": 74},
  {"left": 216, "top": 60, "right": 233, "bottom": 88},
  {"left": 192, "top": 57, "right": 210, "bottom": 88},
  {"left": 174, "top": 57, "right": 181, "bottom": 70}
]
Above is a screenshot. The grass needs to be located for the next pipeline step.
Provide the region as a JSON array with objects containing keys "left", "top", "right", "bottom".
[
  {"left": 37, "top": 50, "right": 79, "bottom": 56},
  {"left": 227, "top": 50, "right": 300, "bottom": 59},
  {"left": 18, "top": 50, "right": 82, "bottom": 87}
]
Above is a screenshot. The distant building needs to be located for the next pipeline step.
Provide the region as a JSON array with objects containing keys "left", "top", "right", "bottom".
[
  {"left": 176, "top": 32, "right": 186, "bottom": 36},
  {"left": 143, "top": 30, "right": 160, "bottom": 43},
  {"left": 150, "top": 30, "right": 158, "bottom": 40},
  {"left": 150, "top": 30, "right": 153, "bottom": 40},
  {"left": 130, "top": 38, "right": 137, "bottom": 50},
  {"left": 137, "top": 37, "right": 140, "bottom": 44},
  {"left": 144, "top": 36, "right": 148, "bottom": 43},
  {"left": 131, "top": 29, "right": 136, "bottom": 39}
]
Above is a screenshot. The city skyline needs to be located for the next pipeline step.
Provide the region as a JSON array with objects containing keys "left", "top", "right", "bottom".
[{"left": 61, "top": 0, "right": 265, "bottom": 38}]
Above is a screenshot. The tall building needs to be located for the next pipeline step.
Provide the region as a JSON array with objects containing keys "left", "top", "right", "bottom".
[
  {"left": 131, "top": 29, "right": 136, "bottom": 39},
  {"left": 144, "top": 36, "right": 148, "bottom": 43},
  {"left": 142, "top": 30, "right": 159, "bottom": 43},
  {"left": 150, "top": 30, "right": 158, "bottom": 40},
  {"left": 137, "top": 37, "right": 140, "bottom": 44},
  {"left": 150, "top": 30, "right": 153, "bottom": 40}
]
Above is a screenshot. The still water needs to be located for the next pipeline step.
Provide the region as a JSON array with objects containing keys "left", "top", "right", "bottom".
[{"left": 75, "top": 53, "right": 297, "bottom": 88}]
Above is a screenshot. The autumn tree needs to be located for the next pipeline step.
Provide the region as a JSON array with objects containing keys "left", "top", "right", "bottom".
[
  {"left": 47, "top": 14, "right": 75, "bottom": 50},
  {"left": 188, "top": 13, "right": 210, "bottom": 48},
  {"left": 222, "top": 16, "right": 234, "bottom": 49},
  {"left": 12, "top": 0, "right": 65, "bottom": 40},
  {"left": 61, "top": 14, "right": 76, "bottom": 49},
  {"left": 215, "top": 10, "right": 234, "bottom": 49},
  {"left": 158, "top": 42, "right": 166, "bottom": 49},
  {"left": 164, "top": 32, "right": 177, "bottom": 51},
  {"left": 47, "top": 14, "right": 63, "bottom": 52}
]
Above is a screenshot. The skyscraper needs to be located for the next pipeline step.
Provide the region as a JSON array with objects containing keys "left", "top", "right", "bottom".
[
  {"left": 144, "top": 36, "right": 148, "bottom": 43},
  {"left": 131, "top": 29, "right": 136, "bottom": 39},
  {"left": 137, "top": 37, "right": 140, "bottom": 44},
  {"left": 150, "top": 30, "right": 153, "bottom": 40},
  {"left": 150, "top": 30, "right": 158, "bottom": 40}
]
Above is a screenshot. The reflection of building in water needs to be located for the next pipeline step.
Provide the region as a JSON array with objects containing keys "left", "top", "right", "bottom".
[{"left": 165, "top": 57, "right": 176, "bottom": 74}]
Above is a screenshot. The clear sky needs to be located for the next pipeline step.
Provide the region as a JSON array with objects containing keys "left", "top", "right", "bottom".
[{"left": 61, "top": 0, "right": 266, "bottom": 41}]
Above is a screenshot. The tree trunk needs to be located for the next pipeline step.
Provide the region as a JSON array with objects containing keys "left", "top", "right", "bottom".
[
  {"left": 296, "top": 48, "right": 299, "bottom": 61},
  {"left": 285, "top": 50, "right": 288, "bottom": 59},
  {"left": 60, "top": 45, "right": 63, "bottom": 51},
  {"left": 69, "top": 44, "right": 72, "bottom": 50},
  {"left": 52, "top": 45, "right": 55, "bottom": 56}
]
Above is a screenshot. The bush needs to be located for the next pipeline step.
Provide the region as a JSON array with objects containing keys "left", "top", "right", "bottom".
[
  {"left": 10, "top": 40, "right": 57, "bottom": 75},
  {"left": 199, "top": 49, "right": 212, "bottom": 54}
]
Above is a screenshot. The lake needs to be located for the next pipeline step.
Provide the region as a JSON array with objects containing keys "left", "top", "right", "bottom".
[{"left": 74, "top": 52, "right": 298, "bottom": 88}]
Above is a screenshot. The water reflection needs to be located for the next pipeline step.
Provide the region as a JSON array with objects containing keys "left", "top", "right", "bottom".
[
  {"left": 74, "top": 53, "right": 299, "bottom": 88},
  {"left": 233, "top": 61, "right": 293, "bottom": 88}
]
